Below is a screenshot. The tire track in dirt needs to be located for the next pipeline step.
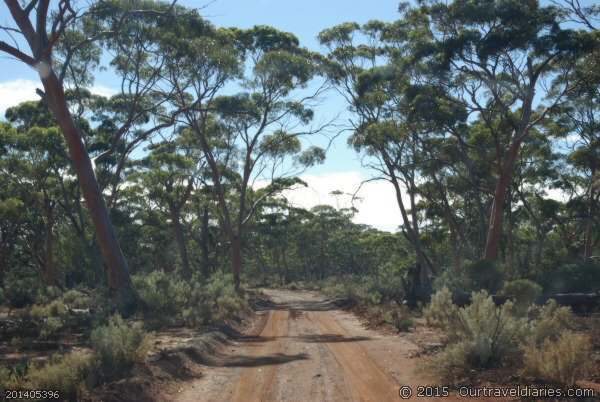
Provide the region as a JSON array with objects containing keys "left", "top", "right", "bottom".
[
  {"left": 229, "top": 309, "right": 289, "bottom": 402},
  {"left": 170, "top": 289, "right": 503, "bottom": 402},
  {"left": 308, "top": 310, "right": 401, "bottom": 402}
]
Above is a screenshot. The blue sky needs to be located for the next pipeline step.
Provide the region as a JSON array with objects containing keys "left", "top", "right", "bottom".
[{"left": 0, "top": 1, "right": 409, "bottom": 231}]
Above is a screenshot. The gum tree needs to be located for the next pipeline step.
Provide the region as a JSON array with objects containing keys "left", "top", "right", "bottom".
[
  {"left": 154, "top": 16, "right": 327, "bottom": 289},
  {"left": 422, "top": 0, "right": 593, "bottom": 260}
]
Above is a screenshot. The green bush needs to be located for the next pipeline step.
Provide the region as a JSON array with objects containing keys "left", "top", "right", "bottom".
[
  {"left": 320, "top": 271, "right": 405, "bottom": 308},
  {"left": 35, "top": 286, "right": 62, "bottom": 305},
  {"left": 542, "top": 261, "right": 600, "bottom": 294},
  {"left": 90, "top": 315, "right": 150, "bottom": 381},
  {"left": 464, "top": 260, "right": 504, "bottom": 293},
  {"left": 423, "top": 287, "right": 461, "bottom": 339},
  {"left": 425, "top": 289, "right": 528, "bottom": 380},
  {"left": 528, "top": 300, "right": 575, "bottom": 346},
  {"left": 523, "top": 331, "right": 592, "bottom": 386},
  {"left": 384, "top": 306, "right": 413, "bottom": 332},
  {"left": 204, "top": 271, "right": 249, "bottom": 321},
  {"left": 424, "top": 288, "right": 583, "bottom": 382},
  {"left": 39, "top": 317, "right": 65, "bottom": 340},
  {"left": 0, "top": 364, "right": 27, "bottom": 394},
  {"left": 29, "top": 299, "right": 69, "bottom": 319},
  {"left": 61, "top": 289, "right": 92, "bottom": 309},
  {"left": 132, "top": 271, "right": 190, "bottom": 326},
  {"left": 27, "top": 352, "right": 93, "bottom": 402},
  {"left": 500, "top": 279, "right": 542, "bottom": 315},
  {"left": 4, "top": 274, "right": 40, "bottom": 308}
]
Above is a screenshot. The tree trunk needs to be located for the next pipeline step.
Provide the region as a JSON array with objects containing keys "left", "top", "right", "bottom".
[
  {"left": 40, "top": 69, "right": 135, "bottom": 314},
  {"left": 201, "top": 206, "right": 210, "bottom": 278},
  {"left": 231, "top": 235, "right": 242, "bottom": 291},
  {"left": 42, "top": 198, "right": 58, "bottom": 287},
  {"left": 385, "top": 158, "right": 434, "bottom": 281},
  {"left": 170, "top": 206, "right": 191, "bottom": 278},
  {"left": 484, "top": 138, "right": 524, "bottom": 261},
  {"left": 584, "top": 172, "right": 596, "bottom": 259}
]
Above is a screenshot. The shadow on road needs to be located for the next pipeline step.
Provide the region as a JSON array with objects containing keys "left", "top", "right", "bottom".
[
  {"left": 196, "top": 352, "right": 310, "bottom": 368},
  {"left": 254, "top": 298, "right": 349, "bottom": 312},
  {"left": 235, "top": 333, "right": 370, "bottom": 344}
]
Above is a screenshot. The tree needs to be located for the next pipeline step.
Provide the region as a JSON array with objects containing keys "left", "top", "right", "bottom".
[
  {"left": 153, "top": 16, "right": 327, "bottom": 289},
  {"left": 0, "top": 0, "right": 136, "bottom": 311},
  {"left": 318, "top": 19, "right": 457, "bottom": 298},
  {"left": 130, "top": 131, "right": 203, "bottom": 278},
  {"left": 422, "top": 0, "right": 593, "bottom": 261}
]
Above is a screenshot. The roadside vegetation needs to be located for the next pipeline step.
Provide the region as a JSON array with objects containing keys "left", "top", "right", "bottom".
[{"left": 1, "top": 0, "right": 600, "bottom": 399}]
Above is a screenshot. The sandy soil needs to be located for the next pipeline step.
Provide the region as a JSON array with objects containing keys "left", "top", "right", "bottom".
[{"left": 167, "top": 289, "right": 499, "bottom": 402}]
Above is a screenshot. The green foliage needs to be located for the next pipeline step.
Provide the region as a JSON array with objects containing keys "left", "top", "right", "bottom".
[
  {"left": 426, "top": 289, "right": 528, "bottom": 380},
  {"left": 0, "top": 364, "right": 27, "bottom": 394},
  {"left": 61, "top": 290, "right": 92, "bottom": 309},
  {"left": 34, "top": 286, "right": 62, "bottom": 305},
  {"left": 423, "top": 287, "right": 460, "bottom": 338},
  {"left": 384, "top": 305, "right": 414, "bottom": 332},
  {"left": 29, "top": 299, "right": 68, "bottom": 319},
  {"left": 542, "top": 261, "right": 600, "bottom": 294},
  {"left": 528, "top": 300, "right": 575, "bottom": 346},
  {"left": 3, "top": 274, "right": 40, "bottom": 308},
  {"left": 27, "top": 353, "right": 93, "bottom": 401},
  {"left": 464, "top": 260, "right": 504, "bottom": 293},
  {"left": 90, "top": 315, "right": 150, "bottom": 381},
  {"left": 39, "top": 317, "right": 65, "bottom": 340},
  {"left": 133, "top": 271, "right": 248, "bottom": 328},
  {"left": 500, "top": 279, "right": 542, "bottom": 315},
  {"left": 133, "top": 271, "right": 191, "bottom": 327},
  {"left": 424, "top": 289, "right": 584, "bottom": 382},
  {"left": 523, "top": 331, "right": 592, "bottom": 386},
  {"left": 202, "top": 271, "right": 249, "bottom": 321}
]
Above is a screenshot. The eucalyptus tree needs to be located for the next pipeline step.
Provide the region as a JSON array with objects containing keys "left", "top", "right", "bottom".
[
  {"left": 129, "top": 130, "right": 204, "bottom": 278},
  {"left": 546, "top": 52, "right": 600, "bottom": 259},
  {"left": 421, "top": 0, "right": 594, "bottom": 260},
  {"left": 318, "top": 19, "right": 456, "bottom": 296},
  {"left": 153, "top": 14, "right": 327, "bottom": 289}
]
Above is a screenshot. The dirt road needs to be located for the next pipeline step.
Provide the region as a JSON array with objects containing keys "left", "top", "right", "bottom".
[{"left": 170, "top": 289, "right": 487, "bottom": 402}]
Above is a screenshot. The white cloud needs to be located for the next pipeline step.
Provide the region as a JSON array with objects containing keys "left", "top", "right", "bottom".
[
  {"left": 0, "top": 79, "right": 39, "bottom": 117},
  {"left": 89, "top": 84, "right": 117, "bottom": 98},
  {"left": 0, "top": 79, "right": 117, "bottom": 118},
  {"left": 275, "top": 171, "right": 404, "bottom": 232}
]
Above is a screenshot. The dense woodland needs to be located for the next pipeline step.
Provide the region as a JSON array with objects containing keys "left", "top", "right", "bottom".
[{"left": 1, "top": 0, "right": 600, "bottom": 399}]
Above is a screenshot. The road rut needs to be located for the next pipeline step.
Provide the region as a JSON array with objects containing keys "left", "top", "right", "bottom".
[{"left": 171, "top": 289, "right": 491, "bottom": 402}]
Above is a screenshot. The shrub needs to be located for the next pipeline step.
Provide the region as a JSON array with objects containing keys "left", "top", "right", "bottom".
[
  {"left": 90, "top": 315, "right": 150, "bottom": 381},
  {"left": 320, "top": 273, "right": 403, "bottom": 308},
  {"left": 35, "top": 286, "right": 62, "bottom": 305},
  {"left": 0, "top": 364, "right": 27, "bottom": 394},
  {"left": 523, "top": 331, "right": 592, "bottom": 386},
  {"left": 429, "top": 340, "right": 473, "bottom": 382},
  {"left": 456, "top": 292, "right": 527, "bottom": 368},
  {"left": 204, "top": 272, "right": 249, "bottom": 321},
  {"left": 528, "top": 300, "right": 575, "bottom": 346},
  {"left": 500, "top": 279, "right": 542, "bottom": 315},
  {"left": 464, "top": 260, "right": 504, "bottom": 293},
  {"left": 29, "top": 299, "right": 68, "bottom": 319},
  {"left": 61, "top": 289, "right": 91, "bottom": 309},
  {"left": 542, "top": 261, "right": 600, "bottom": 294},
  {"left": 423, "top": 287, "right": 461, "bottom": 339},
  {"left": 432, "top": 266, "right": 471, "bottom": 295},
  {"left": 132, "top": 271, "right": 190, "bottom": 326},
  {"left": 0, "top": 287, "right": 5, "bottom": 305},
  {"left": 425, "top": 289, "right": 528, "bottom": 380},
  {"left": 27, "top": 352, "right": 92, "bottom": 401},
  {"left": 4, "top": 274, "right": 39, "bottom": 308},
  {"left": 39, "top": 317, "right": 65, "bottom": 340}
]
